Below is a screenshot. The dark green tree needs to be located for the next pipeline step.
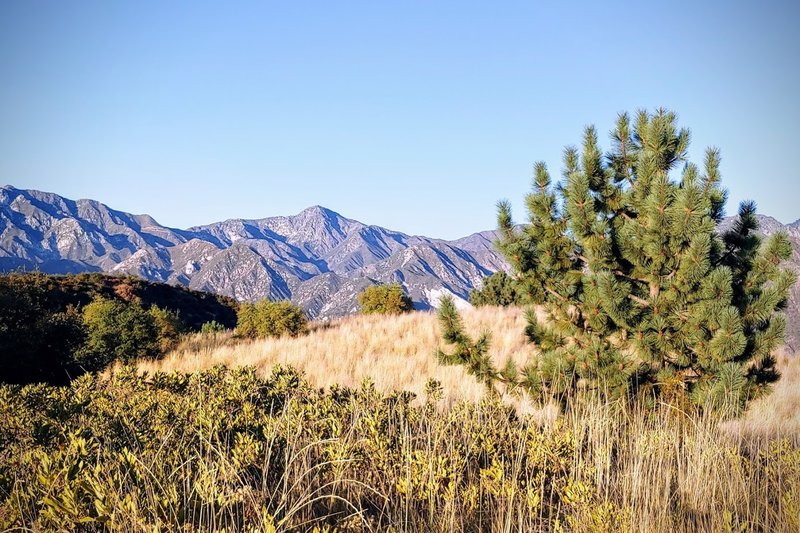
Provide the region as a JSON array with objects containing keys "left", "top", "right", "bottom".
[
  {"left": 469, "top": 271, "right": 527, "bottom": 307},
  {"left": 358, "top": 283, "right": 414, "bottom": 315},
  {"left": 0, "top": 284, "right": 85, "bottom": 384},
  {"left": 439, "top": 109, "right": 796, "bottom": 412},
  {"left": 77, "top": 297, "right": 160, "bottom": 369}
]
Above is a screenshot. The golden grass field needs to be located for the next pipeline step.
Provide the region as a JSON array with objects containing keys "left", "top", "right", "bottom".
[
  {"left": 138, "top": 305, "right": 800, "bottom": 437},
  {"left": 138, "top": 307, "right": 533, "bottom": 406}
]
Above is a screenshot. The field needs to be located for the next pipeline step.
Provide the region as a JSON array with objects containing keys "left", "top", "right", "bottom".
[
  {"left": 2, "top": 307, "right": 799, "bottom": 531},
  {"left": 138, "top": 307, "right": 532, "bottom": 406},
  {"left": 139, "top": 306, "right": 800, "bottom": 437}
]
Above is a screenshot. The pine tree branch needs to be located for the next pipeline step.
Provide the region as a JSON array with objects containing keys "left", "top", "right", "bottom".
[
  {"left": 714, "top": 245, "right": 739, "bottom": 268},
  {"left": 544, "top": 286, "right": 568, "bottom": 303},
  {"left": 614, "top": 270, "right": 649, "bottom": 285},
  {"left": 627, "top": 294, "right": 650, "bottom": 307},
  {"left": 577, "top": 250, "right": 649, "bottom": 286}
]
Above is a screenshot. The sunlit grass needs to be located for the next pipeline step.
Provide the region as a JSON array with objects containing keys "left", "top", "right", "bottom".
[
  {"left": 138, "top": 307, "right": 800, "bottom": 437},
  {"left": 137, "top": 307, "right": 534, "bottom": 407}
]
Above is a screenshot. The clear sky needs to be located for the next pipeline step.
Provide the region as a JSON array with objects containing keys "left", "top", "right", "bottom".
[{"left": 1, "top": 1, "right": 798, "bottom": 239}]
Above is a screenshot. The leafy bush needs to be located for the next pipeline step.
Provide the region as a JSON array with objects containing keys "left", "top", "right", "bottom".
[
  {"left": 237, "top": 300, "right": 308, "bottom": 338},
  {"left": 469, "top": 271, "right": 527, "bottom": 307},
  {"left": 358, "top": 283, "right": 413, "bottom": 314},
  {"left": 149, "top": 306, "right": 186, "bottom": 352},
  {"left": 76, "top": 297, "right": 160, "bottom": 369},
  {"left": 0, "top": 365, "right": 794, "bottom": 531},
  {"left": 200, "top": 320, "right": 227, "bottom": 334}
]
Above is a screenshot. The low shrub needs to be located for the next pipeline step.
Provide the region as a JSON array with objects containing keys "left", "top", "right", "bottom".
[
  {"left": 237, "top": 300, "right": 308, "bottom": 338},
  {"left": 149, "top": 306, "right": 186, "bottom": 352},
  {"left": 358, "top": 283, "right": 413, "bottom": 315},
  {"left": 200, "top": 320, "right": 227, "bottom": 334},
  {"left": 0, "top": 365, "right": 795, "bottom": 531}
]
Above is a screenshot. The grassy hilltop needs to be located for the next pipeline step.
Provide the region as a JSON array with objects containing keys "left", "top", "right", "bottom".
[{"left": 142, "top": 307, "right": 800, "bottom": 438}]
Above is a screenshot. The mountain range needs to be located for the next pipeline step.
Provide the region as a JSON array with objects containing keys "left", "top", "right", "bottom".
[
  {"left": 0, "top": 185, "right": 506, "bottom": 320},
  {"left": 1, "top": 184, "right": 797, "bottom": 352}
]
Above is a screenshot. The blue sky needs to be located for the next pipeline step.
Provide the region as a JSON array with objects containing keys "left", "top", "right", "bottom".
[{"left": 1, "top": 1, "right": 797, "bottom": 239}]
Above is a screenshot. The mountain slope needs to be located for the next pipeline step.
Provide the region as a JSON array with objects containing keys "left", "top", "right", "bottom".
[{"left": 0, "top": 186, "right": 507, "bottom": 318}]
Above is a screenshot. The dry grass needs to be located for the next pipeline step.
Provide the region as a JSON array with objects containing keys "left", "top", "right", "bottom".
[
  {"left": 139, "top": 307, "right": 800, "bottom": 435},
  {"left": 723, "top": 351, "right": 800, "bottom": 439},
  {"left": 139, "top": 307, "right": 800, "bottom": 438},
  {"left": 138, "top": 307, "right": 534, "bottom": 407}
]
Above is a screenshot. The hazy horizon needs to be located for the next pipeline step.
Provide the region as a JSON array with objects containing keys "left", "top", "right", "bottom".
[{"left": 2, "top": 1, "right": 798, "bottom": 239}]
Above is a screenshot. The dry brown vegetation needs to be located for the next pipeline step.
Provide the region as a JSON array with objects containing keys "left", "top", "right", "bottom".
[
  {"left": 138, "top": 307, "right": 800, "bottom": 437},
  {"left": 138, "top": 307, "right": 535, "bottom": 407},
  {"left": 724, "top": 350, "right": 800, "bottom": 439}
]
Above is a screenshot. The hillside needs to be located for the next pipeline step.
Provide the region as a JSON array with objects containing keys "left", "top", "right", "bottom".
[
  {"left": 0, "top": 272, "right": 239, "bottom": 384},
  {"left": 0, "top": 272, "right": 238, "bottom": 330},
  {"left": 139, "top": 307, "right": 530, "bottom": 404}
]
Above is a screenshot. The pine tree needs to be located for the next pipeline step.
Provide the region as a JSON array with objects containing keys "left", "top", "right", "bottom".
[
  {"left": 469, "top": 271, "right": 527, "bottom": 307},
  {"left": 436, "top": 296, "right": 496, "bottom": 391},
  {"left": 438, "top": 109, "right": 796, "bottom": 412}
]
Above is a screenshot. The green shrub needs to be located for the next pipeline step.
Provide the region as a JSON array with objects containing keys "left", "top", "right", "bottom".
[
  {"left": 358, "top": 283, "right": 413, "bottom": 314},
  {"left": 200, "top": 320, "right": 227, "bottom": 334},
  {"left": 237, "top": 300, "right": 308, "bottom": 338},
  {"left": 469, "top": 271, "right": 527, "bottom": 307},
  {"left": 77, "top": 297, "right": 159, "bottom": 368},
  {"left": 149, "top": 306, "right": 186, "bottom": 352}
]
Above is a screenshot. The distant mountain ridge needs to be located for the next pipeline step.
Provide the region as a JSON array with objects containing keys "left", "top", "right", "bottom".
[
  {"left": 0, "top": 185, "right": 507, "bottom": 319},
  {"left": 1, "top": 185, "right": 797, "bottom": 352}
]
